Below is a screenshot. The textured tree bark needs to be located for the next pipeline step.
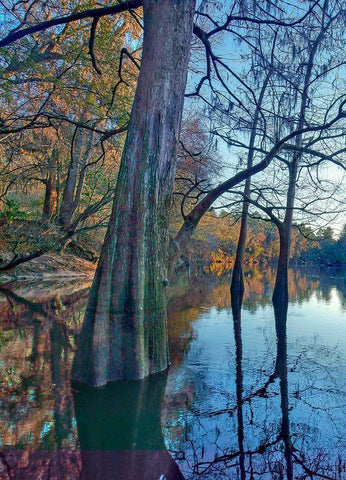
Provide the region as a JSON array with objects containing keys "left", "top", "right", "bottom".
[{"left": 72, "top": 0, "right": 196, "bottom": 386}]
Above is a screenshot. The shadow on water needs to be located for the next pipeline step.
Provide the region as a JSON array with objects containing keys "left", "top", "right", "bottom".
[{"left": 73, "top": 372, "right": 185, "bottom": 480}]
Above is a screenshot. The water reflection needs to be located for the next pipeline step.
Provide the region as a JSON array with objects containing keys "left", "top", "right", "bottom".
[
  {"left": 189, "top": 288, "right": 294, "bottom": 478},
  {"left": 0, "top": 268, "right": 345, "bottom": 479},
  {"left": 232, "top": 295, "right": 246, "bottom": 480},
  {"left": 165, "top": 268, "right": 346, "bottom": 478},
  {"left": 74, "top": 373, "right": 184, "bottom": 479},
  {"left": 273, "top": 299, "right": 293, "bottom": 480}
]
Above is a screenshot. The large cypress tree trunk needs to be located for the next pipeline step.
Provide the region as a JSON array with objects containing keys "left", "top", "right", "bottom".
[{"left": 72, "top": 0, "right": 196, "bottom": 386}]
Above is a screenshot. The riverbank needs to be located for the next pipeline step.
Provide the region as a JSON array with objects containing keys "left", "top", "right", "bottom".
[
  {"left": 0, "top": 219, "right": 98, "bottom": 284},
  {"left": 0, "top": 250, "right": 96, "bottom": 284}
]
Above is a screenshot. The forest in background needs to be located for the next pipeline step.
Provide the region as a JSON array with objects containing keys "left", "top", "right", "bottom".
[
  {"left": 0, "top": 194, "right": 345, "bottom": 274},
  {"left": 172, "top": 212, "right": 346, "bottom": 271}
]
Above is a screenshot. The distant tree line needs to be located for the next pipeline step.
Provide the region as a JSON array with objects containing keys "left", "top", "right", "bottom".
[{"left": 171, "top": 210, "right": 346, "bottom": 271}]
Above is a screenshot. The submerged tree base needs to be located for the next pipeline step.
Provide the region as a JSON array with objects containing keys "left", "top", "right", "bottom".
[
  {"left": 73, "top": 371, "right": 185, "bottom": 479},
  {"left": 71, "top": 308, "right": 171, "bottom": 387}
]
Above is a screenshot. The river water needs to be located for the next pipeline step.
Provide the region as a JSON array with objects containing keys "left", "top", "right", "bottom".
[{"left": 0, "top": 266, "right": 345, "bottom": 479}]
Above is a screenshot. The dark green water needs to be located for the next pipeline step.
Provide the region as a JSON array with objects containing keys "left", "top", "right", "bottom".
[{"left": 0, "top": 267, "right": 345, "bottom": 479}]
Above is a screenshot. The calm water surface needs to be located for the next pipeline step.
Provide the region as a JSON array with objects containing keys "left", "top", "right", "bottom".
[{"left": 0, "top": 267, "right": 345, "bottom": 479}]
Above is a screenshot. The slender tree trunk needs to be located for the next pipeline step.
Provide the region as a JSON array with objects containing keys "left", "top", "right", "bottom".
[
  {"left": 58, "top": 127, "right": 92, "bottom": 228},
  {"left": 71, "top": 131, "right": 94, "bottom": 223},
  {"left": 230, "top": 171, "right": 251, "bottom": 305},
  {"left": 231, "top": 73, "right": 271, "bottom": 305},
  {"left": 42, "top": 150, "right": 57, "bottom": 219},
  {"left": 273, "top": 118, "right": 303, "bottom": 302},
  {"left": 273, "top": 6, "right": 328, "bottom": 304},
  {"left": 273, "top": 224, "right": 290, "bottom": 304},
  {"left": 72, "top": 0, "right": 196, "bottom": 386},
  {"left": 42, "top": 173, "right": 57, "bottom": 219}
]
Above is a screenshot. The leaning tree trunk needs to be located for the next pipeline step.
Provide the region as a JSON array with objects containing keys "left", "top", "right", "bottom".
[{"left": 72, "top": 0, "right": 196, "bottom": 386}]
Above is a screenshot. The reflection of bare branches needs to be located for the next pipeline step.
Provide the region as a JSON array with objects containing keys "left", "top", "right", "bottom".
[
  {"left": 208, "top": 370, "right": 278, "bottom": 417},
  {"left": 291, "top": 450, "right": 336, "bottom": 480},
  {"left": 166, "top": 271, "right": 346, "bottom": 479},
  {"left": 193, "top": 436, "right": 282, "bottom": 476}
]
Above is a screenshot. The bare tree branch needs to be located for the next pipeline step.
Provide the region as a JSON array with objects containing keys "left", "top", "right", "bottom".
[{"left": 0, "top": 0, "right": 143, "bottom": 48}]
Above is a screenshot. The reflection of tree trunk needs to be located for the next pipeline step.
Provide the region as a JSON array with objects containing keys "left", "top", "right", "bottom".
[
  {"left": 31, "top": 318, "right": 41, "bottom": 365},
  {"left": 273, "top": 296, "right": 293, "bottom": 480},
  {"left": 232, "top": 299, "right": 246, "bottom": 480},
  {"left": 50, "top": 324, "right": 64, "bottom": 474},
  {"left": 50, "top": 313, "right": 70, "bottom": 450},
  {"left": 73, "top": 372, "right": 185, "bottom": 480},
  {"left": 72, "top": 0, "right": 195, "bottom": 387},
  {"left": 30, "top": 316, "right": 46, "bottom": 403}
]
